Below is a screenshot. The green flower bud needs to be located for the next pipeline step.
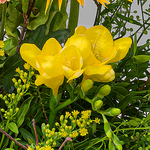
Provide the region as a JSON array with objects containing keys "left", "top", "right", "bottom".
[
  {"left": 103, "top": 108, "right": 121, "bottom": 116},
  {"left": 110, "top": 108, "right": 121, "bottom": 116},
  {"left": 60, "top": 115, "right": 64, "bottom": 122},
  {"left": 0, "top": 94, "right": 3, "bottom": 98},
  {"left": 94, "top": 100, "right": 103, "bottom": 110},
  {"left": 18, "top": 79, "right": 21, "bottom": 84},
  {"left": 1, "top": 108, "right": 5, "bottom": 112},
  {"left": 16, "top": 108, "right": 19, "bottom": 112},
  {"left": 81, "top": 79, "right": 93, "bottom": 92},
  {"left": 99, "top": 85, "right": 111, "bottom": 96}
]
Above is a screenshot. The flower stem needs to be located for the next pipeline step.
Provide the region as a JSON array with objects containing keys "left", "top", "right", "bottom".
[
  {"left": 32, "top": 119, "right": 38, "bottom": 146},
  {"left": 48, "top": 95, "right": 80, "bottom": 129},
  {"left": 68, "top": 0, "right": 79, "bottom": 36},
  {"left": 0, "top": 128, "right": 27, "bottom": 150},
  {"left": 58, "top": 137, "right": 72, "bottom": 150},
  {"left": 0, "top": 2, "right": 7, "bottom": 40}
]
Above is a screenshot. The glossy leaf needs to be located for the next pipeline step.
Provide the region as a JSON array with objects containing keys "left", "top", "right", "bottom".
[
  {"left": 16, "top": 96, "right": 33, "bottom": 127},
  {"left": 7, "top": 122, "right": 19, "bottom": 134}
]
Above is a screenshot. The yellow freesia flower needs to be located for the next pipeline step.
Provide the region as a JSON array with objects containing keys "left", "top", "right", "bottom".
[
  {"left": 20, "top": 38, "right": 64, "bottom": 97},
  {"left": 74, "top": 25, "right": 132, "bottom": 82},
  {"left": 57, "top": 45, "right": 84, "bottom": 82}
]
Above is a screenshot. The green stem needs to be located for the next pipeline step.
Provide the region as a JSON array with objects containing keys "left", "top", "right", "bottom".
[
  {"left": 0, "top": 120, "right": 9, "bottom": 149},
  {"left": 68, "top": 0, "right": 79, "bottom": 36},
  {"left": 0, "top": 2, "right": 7, "bottom": 40},
  {"left": 48, "top": 95, "right": 80, "bottom": 129}
]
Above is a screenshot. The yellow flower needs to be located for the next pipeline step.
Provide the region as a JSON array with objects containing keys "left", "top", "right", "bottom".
[
  {"left": 72, "top": 110, "right": 79, "bottom": 117},
  {"left": 24, "top": 63, "right": 30, "bottom": 70},
  {"left": 94, "top": 118, "right": 100, "bottom": 124},
  {"left": 97, "top": 0, "right": 110, "bottom": 8},
  {"left": 20, "top": 38, "right": 64, "bottom": 97},
  {"left": 79, "top": 127, "right": 88, "bottom": 136},
  {"left": 74, "top": 25, "right": 132, "bottom": 82},
  {"left": 27, "top": 147, "right": 33, "bottom": 150},
  {"left": 0, "top": 41, "right": 4, "bottom": 48},
  {"left": 65, "top": 112, "right": 71, "bottom": 118},
  {"left": 0, "top": 49, "right": 4, "bottom": 56},
  {"left": 57, "top": 45, "right": 84, "bottom": 82},
  {"left": 72, "top": 130, "right": 79, "bottom": 138}
]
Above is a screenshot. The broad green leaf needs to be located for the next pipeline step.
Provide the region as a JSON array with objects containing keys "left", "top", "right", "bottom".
[
  {"left": 134, "top": 55, "right": 150, "bottom": 63},
  {"left": 27, "top": 0, "right": 49, "bottom": 30},
  {"left": 116, "top": 95, "right": 131, "bottom": 110},
  {"left": 5, "top": 3, "right": 23, "bottom": 38},
  {"left": 23, "top": 25, "right": 71, "bottom": 49},
  {"left": 5, "top": 148, "right": 15, "bottom": 150},
  {"left": 16, "top": 96, "right": 33, "bottom": 127},
  {"left": 19, "top": 128, "right": 35, "bottom": 144},
  {"left": 7, "top": 122, "right": 19, "bottom": 134},
  {"left": 0, "top": 53, "right": 25, "bottom": 93}
]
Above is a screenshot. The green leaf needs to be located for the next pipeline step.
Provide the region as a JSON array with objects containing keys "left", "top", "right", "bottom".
[
  {"left": 134, "top": 55, "right": 150, "bottom": 63},
  {"left": 49, "top": 89, "right": 58, "bottom": 111},
  {"left": 112, "top": 134, "right": 122, "bottom": 150},
  {"left": 5, "top": 3, "right": 23, "bottom": 38},
  {"left": 0, "top": 53, "right": 25, "bottom": 93},
  {"left": 5, "top": 148, "right": 15, "bottom": 150},
  {"left": 7, "top": 122, "right": 19, "bottom": 134},
  {"left": 23, "top": 25, "right": 71, "bottom": 49},
  {"left": 19, "top": 128, "right": 35, "bottom": 144},
  {"left": 16, "top": 96, "right": 33, "bottom": 127},
  {"left": 116, "top": 95, "right": 131, "bottom": 110},
  {"left": 102, "top": 114, "right": 112, "bottom": 139},
  {"left": 27, "top": 0, "right": 49, "bottom": 30}
]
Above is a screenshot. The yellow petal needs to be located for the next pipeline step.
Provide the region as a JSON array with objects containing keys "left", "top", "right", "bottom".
[
  {"left": 127, "top": 0, "right": 133, "bottom": 2},
  {"left": 20, "top": 44, "right": 41, "bottom": 70},
  {"left": 0, "top": 41, "right": 4, "bottom": 48},
  {"left": 39, "top": 56, "right": 64, "bottom": 77},
  {"left": 83, "top": 25, "right": 114, "bottom": 63},
  {"left": 77, "top": 0, "right": 84, "bottom": 6},
  {"left": 75, "top": 26, "right": 87, "bottom": 34},
  {"left": 97, "top": 0, "right": 110, "bottom": 8},
  {"left": 65, "top": 34, "right": 91, "bottom": 60},
  {"left": 42, "top": 38, "right": 62, "bottom": 56},
  {"left": 84, "top": 65, "right": 115, "bottom": 82},
  {"left": 83, "top": 51, "right": 100, "bottom": 68},
  {"left": 58, "top": 45, "right": 83, "bottom": 71},
  {"left": 35, "top": 74, "right": 64, "bottom": 97},
  {"left": 108, "top": 37, "right": 132, "bottom": 63},
  {"left": 62, "top": 65, "right": 84, "bottom": 82},
  {"left": 58, "top": 0, "right": 63, "bottom": 10}
]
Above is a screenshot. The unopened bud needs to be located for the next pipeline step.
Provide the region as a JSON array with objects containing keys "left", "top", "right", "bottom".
[
  {"left": 94, "top": 100, "right": 103, "bottom": 110},
  {"left": 98, "top": 85, "right": 111, "bottom": 96},
  {"left": 103, "top": 108, "right": 121, "bottom": 116},
  {"left": 81, "top": 79, "right": 93, "bottom": 92}
]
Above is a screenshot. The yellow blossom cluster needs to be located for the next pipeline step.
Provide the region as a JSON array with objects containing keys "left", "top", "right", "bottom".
[
  {"left": 27, "top": 145, "right": 54, "bottom": 150},
  {"left": 27, "top": 110, "right": 100, "bottom": 149},
  {"left": 0, "top": 41, "right": 4, "bottom": 56},
  {"left": 0, "top": 63, "right": 34, "bottom": 120},
  {"left": 20, "top": 25, "right": 132, "bottom": 97}
]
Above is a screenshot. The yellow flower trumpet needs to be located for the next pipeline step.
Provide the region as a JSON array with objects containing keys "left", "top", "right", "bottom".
[{"left": 20, "top": 38, "right": 64, "bottom": 97}]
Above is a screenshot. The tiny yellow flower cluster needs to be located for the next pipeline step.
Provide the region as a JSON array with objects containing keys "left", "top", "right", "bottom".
[
  {"left": 0, "top": 41, "right": 4, "bottom": 56},
  {"left": 27, "top": 110, "right": 100, "bottom": 149},
  {"left": 27, "top": 145, "right": 54, "bottom": 150},
  {"left": 0, "top": 63, "right": 35, "bottom": 120}
]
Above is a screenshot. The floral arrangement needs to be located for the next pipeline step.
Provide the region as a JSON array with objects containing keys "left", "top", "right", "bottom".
[{"left": 0, "top": 0, "right": 150, "bottom": 150}]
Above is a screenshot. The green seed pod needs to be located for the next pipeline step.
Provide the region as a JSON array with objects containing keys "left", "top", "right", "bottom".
[
  {"left": 81, "top": 79, "right": 93, "bottom": 93},
  {"left": 98, "top": 85, "right": 111, "bottom": 97},
  {"left": 94, "top": 100, "right": 103, "bottom": 110}
]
